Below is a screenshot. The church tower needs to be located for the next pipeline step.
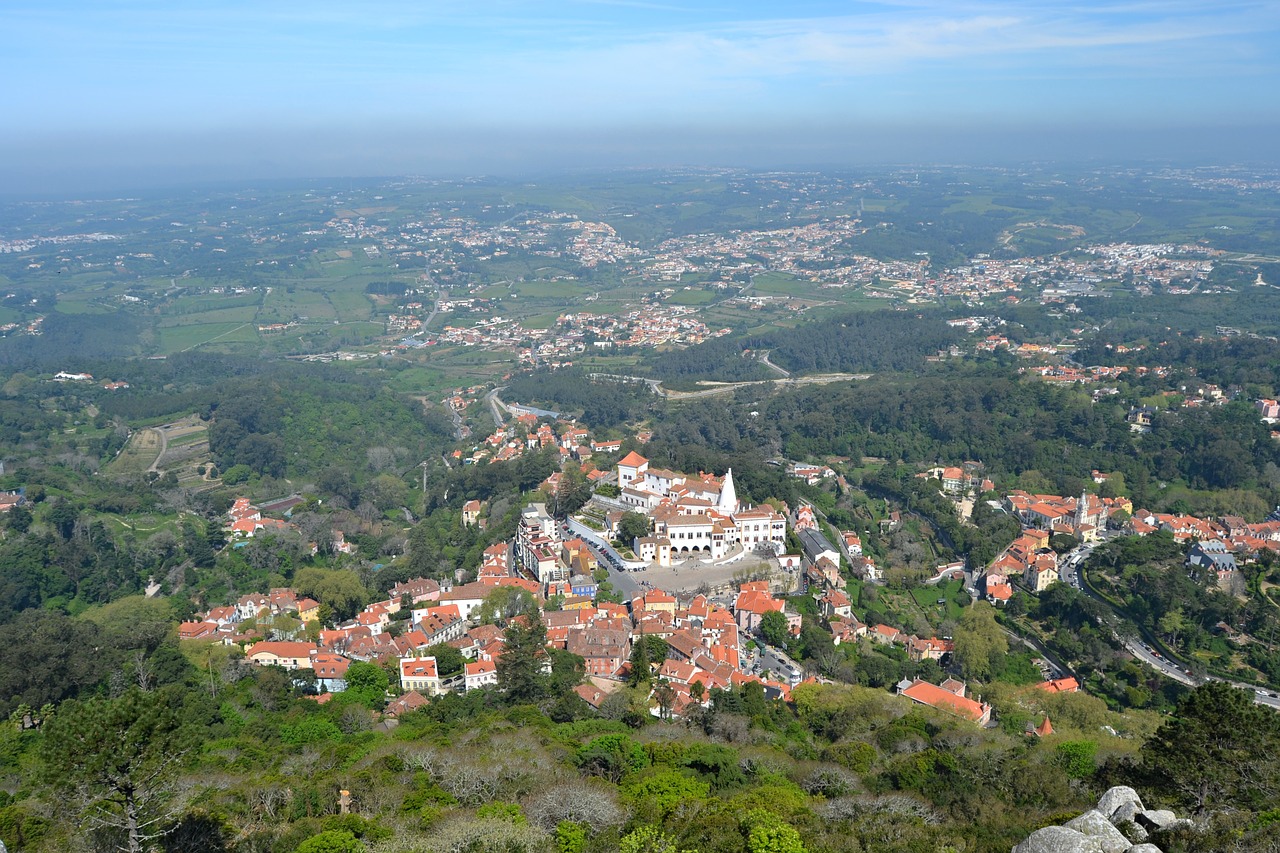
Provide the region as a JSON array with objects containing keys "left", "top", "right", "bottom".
[{"left": 1075, "top": 488, "right": 1090, "bottom": 529}]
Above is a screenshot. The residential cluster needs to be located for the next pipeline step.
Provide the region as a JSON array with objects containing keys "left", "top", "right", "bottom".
[
  {"left": 226, "top": 496, "right": 356, "bottom": 554},
  {"left": 0, "top": 232, "right": 119, "bottom": 253},
  {"left": 979, "top": 490, "right": 1132, "bottom": 600}
]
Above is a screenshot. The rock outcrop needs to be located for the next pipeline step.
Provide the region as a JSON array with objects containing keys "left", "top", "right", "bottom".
[{"left": 1012, "top": 787, "right": 1193, "bottom": 853}]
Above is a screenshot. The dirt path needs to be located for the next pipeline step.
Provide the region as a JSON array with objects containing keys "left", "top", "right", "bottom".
[{"left": 147, "top": 428, "right": 169, "bottom": 473}]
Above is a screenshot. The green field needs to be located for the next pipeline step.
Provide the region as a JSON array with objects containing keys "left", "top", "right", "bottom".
[
  {"left": 160, "top": 304, "right": 260, "bottom": 326},
  {"left": 164, "top": 429, "right": 208, "bottom": 448},
  {"left": 666, "top": 288, "right": 716, "bottom": 306},
  {"left": 326, "top": 289, "right": 376, "bottom": 319},
  {"left": 514, "top": 280, "right": 591, "bottom": 299},
  {"left": 107, "top": 428, "right": 162, "bottom": 475},
  {"left": 259, "top": 288, "right": 337, "bottom": 321},
  {"left": 157, "top": 322, "right": 259, "bottom": 353},
  {"left": 749, "top": 273, "right": 812, "bottom": 296},
  {"left": 386, "top": 366, "right": 456, "bottom": 395}
]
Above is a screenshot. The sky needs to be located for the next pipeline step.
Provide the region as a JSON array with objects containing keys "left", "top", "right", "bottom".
[{"left": 3, "top": 0, "right": 1280, "bottom": 191}]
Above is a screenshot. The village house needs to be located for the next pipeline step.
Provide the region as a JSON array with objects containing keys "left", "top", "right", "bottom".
[
  {"left": 464, "top": 659, "right": 498, "bottom": 691},
  {"left": 297, "top": 598, "right": 322, "bottom": 623},
  {"left": 907, "top": 636, "right": 954, "bottom": 663},
  {"left": 399, "top": 656, "right": 444, "bottom": 696},
  {"left": 567, "top": 627, "right": 631, "bottom": 677},
  {"left": 413, "top": 603, "right": 467, "bottom": 645},
  {"left": 515, "top": 502, "right": 568, "bottom": 584},
  {"left": 897, "top": 678, "right": 992, "bottom": 725},
  {"left": 389, "top": 577, "right": 441, "bottom": 605},
  {"left": 178, "top": 620, "right": 220, "bottom": 641},
  {"left": 436, "top": 582, "right": 498, "bottom": 621},
  {"left": 310, "top": 653, "right": 351, "bottom": 692},
  {"left": 383, "top": 690, "right": 429, "bottom": 718},
  {"left": 246, "top": 641, "right": 317, "bottom": 670},
  {"left": 612, "top": 454, "right": 787, "bottom": 561}
]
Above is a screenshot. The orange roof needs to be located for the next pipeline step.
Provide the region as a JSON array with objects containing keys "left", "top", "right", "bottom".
[
  {"left": 900, "top": 680, "right": 988, "bottom": 722},
  {"left": 618, "top": 451, "right": 648, "bottom": 467},
  {"left": 465, "top": 659, "right": 496, "bottom": 676},
  {"left": 400, "top": 657, "right": 438, "bottom": 679},
  {"left": 247, "top": 641, "right": 317, "bottom": 659},
  {"left": 1036, "top": 677, "right": 1079, "bottom": 694}
]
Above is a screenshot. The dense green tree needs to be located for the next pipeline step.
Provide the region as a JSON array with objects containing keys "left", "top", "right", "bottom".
[
  {"left": 477, "top": 585, "right": 537, "bottom": 626},
  {"left": 743, "top": 808, "right": 806, "bottom": 853},
  {"left": 1140, "top": 682, "right": 1280, "bottom": 813},
  {"left": 426, "top": 642, "right": 467, "bottom": 678},
  {"left": 46, "top": 500, "right": 79, "bottom": 539},
  {"left": 496, "top": 612, "right": 549, "bottom": 703},
  {"left": 551, "top": 467, "right": 594, "bottom": 518},
  {"left": 548, "top": 648, "right": 586, "bottom": 695},
  {"left": 343, "top": 661, "right": 389, "bottom": 708},
  {"left": 759, "top": 610, "right": 790, "bottom": 649},
  {"left": 6, "top": 503, "right": 31, "bottom": 533},
  {"left": 40, "top": 688, "right": 191, "bottom": 853},
  {"left": 0, "top": 609, "right": 107, "bottom": 715},
  {"left": 617, "top": 512, "right": 651, "bottom": 544},
  {"left": 294, "top": 830, "right": 362, "bottom": 853},
  {"left": 293, "top": 568, "right": 367, "bottom": 621},
  {"left": 953, "top": 602, "right": 1007, "bottom": 682}
]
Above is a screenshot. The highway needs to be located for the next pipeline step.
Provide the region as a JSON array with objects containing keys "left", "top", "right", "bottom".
[{"left": 485, "top": 386, "right": 507, "bottom": 428}]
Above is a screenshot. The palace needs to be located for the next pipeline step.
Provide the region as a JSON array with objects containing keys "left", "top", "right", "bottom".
[{"left": 616, "top": 452, "right": 786, "bottom": 564}]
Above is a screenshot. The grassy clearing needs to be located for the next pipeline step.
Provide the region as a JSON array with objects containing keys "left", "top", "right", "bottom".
[
  {"left": 260, "top": 289, "right": 337, "bottom": 321},
  {"left": 519, "top": 311, "right": 563, "bottom": 330},
  {"left": 386, "top": 366, "right": 455, "bottom": 395},
  {"left": 164, "top": 428, "right": 208, "bottom": 448},
  {"left": 98, "top": 513, "right": 187, "bottom": 540},
  {"left": 516, "top": 280, "right": 591, "bottom": 299},
  {"left": 107, "top": 428, "right": 162, "bottom": 474},
  {"left": 326, "top": 289, "right": 375, "bottom": 319},
  {"left": 666, "top": 288, "right": 716, "bottom": 306},
  {"left": 750, "top": 274, "right": 812, "bottom": 296},
  {"left": 157, "top": 322, "right": 258, "bottom": 353},
  {"left": 910, "top": 578, "right": 969, "bottom": 623},
  {"left": 159, "top": 305, "right": 259, "bottom": 327},
  {"left": 164, "top": 294, "right": 262, "bottom": 314}
]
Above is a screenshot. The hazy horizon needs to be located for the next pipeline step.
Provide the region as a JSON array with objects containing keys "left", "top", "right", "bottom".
[{"left": 5, "top": 1, "right": 1279, "bottom": 195}]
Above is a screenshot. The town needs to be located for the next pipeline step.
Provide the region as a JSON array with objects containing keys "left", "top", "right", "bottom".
[{"left": 169, "top": 418, "right": 1280, "bottom": 734}]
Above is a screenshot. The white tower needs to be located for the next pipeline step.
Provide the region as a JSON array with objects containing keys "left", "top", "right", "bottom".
[{"left": 717, "top": 468, "right": 739, "bottom": 513}]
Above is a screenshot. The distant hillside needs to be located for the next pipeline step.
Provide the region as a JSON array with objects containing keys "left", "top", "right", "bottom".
[{"left": 645, "top": 309, "right": 960, "bottom": 384}]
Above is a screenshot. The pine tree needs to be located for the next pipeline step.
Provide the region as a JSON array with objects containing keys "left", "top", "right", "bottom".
[
  {"left": 497, "top": 611, "right": 550, "bottom": 703},
  {"left": 627, "top": 632, "right": 651, "bottom": 688},
  {"left": 40, "top": 688, "right": 191, "bottom": 853}
]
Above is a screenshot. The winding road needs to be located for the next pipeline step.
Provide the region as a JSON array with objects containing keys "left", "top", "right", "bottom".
[{"left": 1065, "top": 542, "right": 1280, "bottom": 709}]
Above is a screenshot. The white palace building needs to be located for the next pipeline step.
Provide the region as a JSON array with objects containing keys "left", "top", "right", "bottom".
[{"left": 617, "top": 452, "right": 787, "bottom": 565}]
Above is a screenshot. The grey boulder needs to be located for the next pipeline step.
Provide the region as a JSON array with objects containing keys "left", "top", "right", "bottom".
[
  {"left": 1096, "top": 786, "right": 1144, "bottom": 821},
  {"left": 1110, "top": 800, "right": 1140, "bottom": 826},
  {"left": 1064, "top": 810, "right": 1133, "bottom": 853},
  {"left": 1136, "top": 809, "right": 1181, "bottom": 830},
  {"left": 1013, "top": 826, "right": 1105, "bottom": 853}
]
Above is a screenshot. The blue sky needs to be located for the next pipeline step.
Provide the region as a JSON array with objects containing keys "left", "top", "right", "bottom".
[{"left": 4, "top": 0, "right": 1280, "bottom": 188}]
